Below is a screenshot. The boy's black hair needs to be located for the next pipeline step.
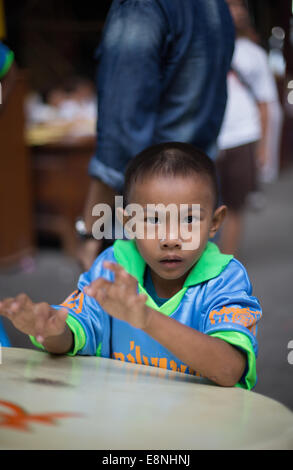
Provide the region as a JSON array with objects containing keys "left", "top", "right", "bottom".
[{"left": 123, "top": 142, "right": 219, "bottom": 209}]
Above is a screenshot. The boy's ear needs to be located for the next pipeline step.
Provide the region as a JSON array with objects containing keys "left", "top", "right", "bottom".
[{"left": 209, "top": 205, "right": 227, "bottom": 239}]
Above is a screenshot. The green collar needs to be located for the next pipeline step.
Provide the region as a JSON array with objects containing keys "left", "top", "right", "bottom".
[{"left": 113, "top": 239, "right": 233, "bottom": 315}]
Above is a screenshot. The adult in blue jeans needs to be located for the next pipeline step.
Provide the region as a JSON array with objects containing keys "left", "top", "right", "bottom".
[{"left": 78, "top": 0, "right": 235, "bottom": 270}]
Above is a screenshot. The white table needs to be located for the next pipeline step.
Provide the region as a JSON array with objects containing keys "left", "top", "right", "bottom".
[{"left": 1, "top": 347, "right": 293, "bottom": 450}]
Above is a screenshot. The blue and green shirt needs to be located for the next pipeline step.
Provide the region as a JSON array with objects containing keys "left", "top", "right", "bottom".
[{"left": 31, "top": 240, "right": 262, "bottom": 390}]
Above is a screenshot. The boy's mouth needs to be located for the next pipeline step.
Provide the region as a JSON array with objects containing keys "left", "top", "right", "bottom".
[{"left": 159, "top": 256, "right": 183, "bottom": 268}]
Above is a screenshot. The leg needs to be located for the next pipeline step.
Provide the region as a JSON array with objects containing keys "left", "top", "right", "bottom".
[
  {"left": 215, "top": 144, "right": 255, "bottom": 256},
  {"left": 218, "top": 208, "right": 243, "bottom": 256}
]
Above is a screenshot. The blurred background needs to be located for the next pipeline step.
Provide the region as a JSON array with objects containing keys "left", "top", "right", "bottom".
[{"left": 0, "top": 1, "right": 292, "bottom": 409}]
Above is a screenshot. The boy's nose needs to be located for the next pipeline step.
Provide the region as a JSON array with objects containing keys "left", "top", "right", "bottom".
[{"left": 159, "top": 237, "right": 182, "bottom": 249}]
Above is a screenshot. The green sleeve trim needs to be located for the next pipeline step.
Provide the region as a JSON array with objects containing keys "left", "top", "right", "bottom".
[
  {"left": 208, "top": 331, "right": 257, "bottom": 390},
  {"left": 96, "top": 342, "right": 102, "bottom": 357},
  {"left": 29, "top": 335, "right": 46, "bottom": 350},
  {"left": 0, "top": 50, "right": 14, "bottom": 78},
  {"left": 29, "top": 314, "right": 87, "bottom": 356},
  {"left": 65, "top": 315, "right": 87, "bottom": 356}
]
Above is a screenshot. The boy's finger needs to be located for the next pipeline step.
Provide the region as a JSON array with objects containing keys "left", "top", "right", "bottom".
[
  {"left": 47, "top": 307, "right": 68, "bottom": 336},
  {"left": 0, "top": 298, "right": 16, "bottom": 317},
  {"left": 53, "top": 307, "right": 68, "bottom": 330},
  {"left": 84, "top": 279, "right": 112, "bottom": 298},
  {"left": 14, "top": 293, "right": 31, "bottom": 306},
  {"left": 34, "top": 302, "right": 51, "bottom": 343},
  {"left": 8, "top": 293, "right": 31, "bottom": 316},
  {"left": 138, "top": 294, "right": 148, "bottom": 303},
  {"left": 103, "top": 261, "right": 123, "bottom": 273},
  {"left": 0, "top": 294, "right": 32, "bottom": 318},
  {"left": 104, "top": 262, "right": 138, "bottom": 293},
  {"left": 103, "top": 262, "right": 132, "bottom": 283},
  {"left": 128, "top": 293, "right": 147, "bottom": 310}
]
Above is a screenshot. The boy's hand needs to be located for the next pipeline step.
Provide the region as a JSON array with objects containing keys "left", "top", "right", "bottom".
[
  {"left": 0, "top": 294, "right": 68, "bottom": 343},
  {"left": 84, "top": 262, "right": 150, "bottom": 329}
]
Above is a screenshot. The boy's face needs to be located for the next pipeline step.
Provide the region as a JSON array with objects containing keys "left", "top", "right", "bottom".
[{"left": 124, "top": 173, "right": 226, "bottom": 289}]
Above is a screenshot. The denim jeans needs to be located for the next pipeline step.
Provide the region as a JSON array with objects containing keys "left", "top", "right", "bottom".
[{"left": 89, "top": 0, "right": 235, "bottom": 191}]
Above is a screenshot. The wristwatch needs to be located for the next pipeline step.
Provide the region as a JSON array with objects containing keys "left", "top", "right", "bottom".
[{"left": 75, "top": 217, "right": 95, "bottom": 240}]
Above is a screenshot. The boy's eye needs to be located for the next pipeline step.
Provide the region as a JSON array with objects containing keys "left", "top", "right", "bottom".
[
  {"left": 145, "top": 216, "right": 160, "bottom": 224},
  {"left": 182, "top": 215, "right": 200, "bottom": 224}
]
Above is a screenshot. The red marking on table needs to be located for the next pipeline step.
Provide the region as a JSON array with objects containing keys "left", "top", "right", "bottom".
[{"left": 0, "top": 400, "right": 82, "bottom": 432}]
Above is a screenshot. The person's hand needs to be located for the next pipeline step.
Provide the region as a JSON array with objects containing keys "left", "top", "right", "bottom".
[
  {"left": 0, "top": 294, "right": 68, "bottom": 343},
  {"left": 83, "top": 262, "right": 150, "bottom": 329},
  {"left": 76, "top": 238, "right": 103, "bottom": 272}
]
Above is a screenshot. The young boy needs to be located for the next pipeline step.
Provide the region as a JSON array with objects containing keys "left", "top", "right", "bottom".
[{"left": 0, "top": 143, "right": 262, "bottom": 389}]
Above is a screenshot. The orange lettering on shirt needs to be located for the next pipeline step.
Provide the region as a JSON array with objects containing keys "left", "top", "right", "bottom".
[
  {"left": 250, "top": 324, "right": 257, "bottom": 336},
  {"left": 60, "top": 290, "right": 84, "bottom": 314},
  {"left": 135, "top": 346, "right": 142, "bottom": 364},
  {"left": 159, "top": 358, "right": 167, "bottom": 369},
  {"left": 151, "top": 358, "right": 158, "bottom": 367},
  {"left": 143, "top": 356, "right": 149, "bottom": 366},
  {"left": 127, "top": 353, "right": 136, "bottom": 363},
  {"left": 126, "top": 341, "right": 136, "bottom": 363},
  {"left": 113, "top": 352, "right": 125, "bottom": 362},
  {"left": 209, "top": 306, "right": 261, "bottom": 331},
  {"left": 61, "top": 290, "right": 79, "bottom": 308},
  {"left": 112, "top": 339, "right": 203, "bottom": 378},
  {"left": 169, "top": 360, "right": 178, "bottom": 372}
]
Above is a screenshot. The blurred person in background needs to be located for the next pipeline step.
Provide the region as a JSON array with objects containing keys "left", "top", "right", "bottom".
[
  {"left": 216, "top": 0, "right": 281, "bottom": 256},
  {"left": 77, "top": 0, "right": 235, "bottom": 270},
  {"left": 0, "top": 40, "right": 17, "bottom": 347},
  {"left": 26, "top": 76, "right": 96, "bottom": 127},
  {"left": 48, "top": 76, "right": 96, "bottom": 123}
]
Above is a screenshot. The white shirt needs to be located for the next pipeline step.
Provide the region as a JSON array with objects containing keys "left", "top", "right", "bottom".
[{"left": 218, "top": 38, "right": 278, "bottom": 150}]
